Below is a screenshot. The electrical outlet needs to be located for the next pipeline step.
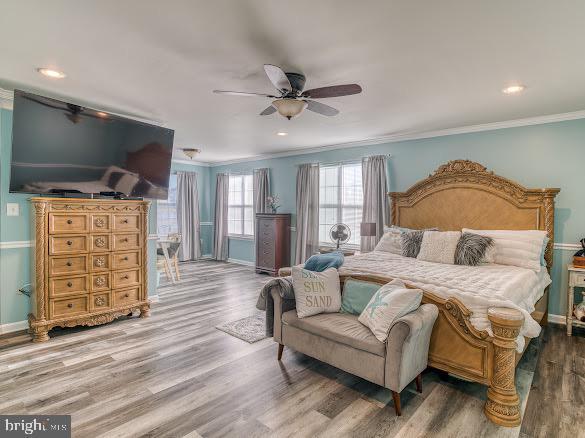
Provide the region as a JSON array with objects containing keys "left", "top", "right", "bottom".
[{"left": 6, "top": 203, "right": 19, "bottom": 216}]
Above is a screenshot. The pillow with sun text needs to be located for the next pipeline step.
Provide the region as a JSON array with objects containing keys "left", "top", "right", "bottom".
[{"left": 292, "top": 266, "right": 341, "bottom": 318}]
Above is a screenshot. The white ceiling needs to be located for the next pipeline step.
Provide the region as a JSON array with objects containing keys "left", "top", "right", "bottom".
[{"left": 1, "top": 1, "right": 585, "bottom": 163}]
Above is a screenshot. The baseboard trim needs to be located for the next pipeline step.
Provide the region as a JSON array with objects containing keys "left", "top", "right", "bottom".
[
  {"left": 0, "top": 320, "right": 28, "bottom": 334},
  {"left": 149, "top": 295, "right": 160, "bottom": 303},
  {"left": 227, "top": 257, "right": 255, "bottom": 267},
  {"left": 548, "top": 314, "right": 566, "bottom": 325}
]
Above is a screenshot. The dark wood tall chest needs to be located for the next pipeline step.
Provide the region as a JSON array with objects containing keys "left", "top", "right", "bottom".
[{"left": 255, "top": 213, "right": 291, "bottom": 275}]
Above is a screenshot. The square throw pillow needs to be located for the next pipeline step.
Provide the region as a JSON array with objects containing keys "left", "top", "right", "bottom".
[
  {"left": 340, "top": 278, "right": 381, "bottom": 315},
  {"left": 417, "top": 231, "right": 462, "bottom": 264},
  {"left": 462, "top": 229, "right": 547, "bottom": 271},
  {"left": 455, "top": 232, "right": 495, "bottom": 266},
  {"left": 358, "top": 279, "right": 423, "bottom": 342},
  {"left": 401, "top": 230, "right": 425, "bottom": 258},
  {"left": 292, "top": 267, "right": 341, "bottom": 318},
  {"left": 374, "top": 228, "right": 403, "bottom": 254}
]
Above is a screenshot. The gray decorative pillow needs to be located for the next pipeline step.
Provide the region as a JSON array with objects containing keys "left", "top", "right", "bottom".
[
  {"left": 455, "top": 232, "right": 494, "bottom": 266},
  {"left": 401, "top": 230, "right": 426, "bottom": 258}
]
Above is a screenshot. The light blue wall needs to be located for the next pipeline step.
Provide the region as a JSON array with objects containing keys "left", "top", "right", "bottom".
[
  {"left": 0, "top": 108, "right": 158, "bottom": 325},
  {"left": 210, "top": 118, "right": 585, "bottom": 317}
]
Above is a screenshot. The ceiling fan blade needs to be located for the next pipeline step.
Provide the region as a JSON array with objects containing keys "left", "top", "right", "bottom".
[
  {"left": 213, "top": 90, "right": 277, "bottom": 98},
  {"left": 260, "top": 105, "right": 277, "bottom": 116},
  {"left": 301, "top": 84, "right": 362, "bottom": 99},
  {"left": 305, "top": 100, "right": 339, "bottom": 117},
  {"left": 263, "top": 64, "right": 292, "bottom": 93}
]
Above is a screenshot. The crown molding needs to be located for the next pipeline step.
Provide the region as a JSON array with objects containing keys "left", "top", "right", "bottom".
[
  {"left": 171, "top": 158, "right": 211, "bottom": 167},
  {"left": 3, "top": 86, "right": 585, "bottom": 166},
  {"left": 208, "top": 109, "right": 585, "bottom": 166}
]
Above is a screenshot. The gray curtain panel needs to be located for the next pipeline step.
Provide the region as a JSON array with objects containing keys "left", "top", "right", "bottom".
[
  {"left": 361, "top": 155, "right": 389, "bottom": 251},
  {"left": 213, "top": 173, "right": 229, "bottom": 261},
  {"left": 295, "top": 164, "right": 320, "bottom": 264},
  {"left": 176, "top": 172, "right": 201, "bottom": 261},
  {"left": 253, "top": 168, "right": 270, "bottom": 215}
]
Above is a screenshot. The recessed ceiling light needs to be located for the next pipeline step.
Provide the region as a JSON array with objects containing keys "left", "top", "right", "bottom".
[
  {"left": 502, "top": 84, "right": 526, "bottom": 95},
  {"left": 37, "top": 68, "right": 66, "bottom": 79},
  {"left": 276, "top": 132, "right": 288, "bottom": 136}
]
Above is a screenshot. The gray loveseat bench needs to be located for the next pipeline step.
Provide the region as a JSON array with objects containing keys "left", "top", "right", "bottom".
[{"left": 271, "top": 287, "right": 438, "bottom": 415}]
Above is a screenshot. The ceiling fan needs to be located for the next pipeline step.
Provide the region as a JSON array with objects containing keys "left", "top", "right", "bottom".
[
  {"left": 213, "top": 64, "right": 362, "bottom": 120},
  {"left": 22, "top": 94, "right": 112, "bottom": 124}
]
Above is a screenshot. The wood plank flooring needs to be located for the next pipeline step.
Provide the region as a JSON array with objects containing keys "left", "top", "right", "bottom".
[{"left": 0, "top": 260, "right": 583, "bottom": 437}]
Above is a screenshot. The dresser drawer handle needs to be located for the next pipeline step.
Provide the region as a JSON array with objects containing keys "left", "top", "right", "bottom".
[
  {"left": 124, "top": 293, "right": 129, "bottom": 298},
  {"left": 67, "top": 219, "right": 73, "bottom": 225},
  {"left": 66, "top": 261, "right": 72, "bottom": 267},
  {"left": 122, "top": 257, "right": 129, "bottom": 261},
  {"left": 67, "top": 303, "right": 73, "bottom": 308},
  {"left": 122, "top": 219, "right": 129, "bottom": 224},
  {"left": 122, "top": 275, "right": 129, "bottom": 280},
  {"left": 121, "top": 238, "right": 129, "bottom": 243},
  {"left": 66, "top": 240, "right": 73, "bottom": 246},
  {"left": 67, "top": 282, "right": 73, "bottom": 287}
]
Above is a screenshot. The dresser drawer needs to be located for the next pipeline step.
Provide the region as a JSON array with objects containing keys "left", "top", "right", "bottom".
[
  {"left": 91, "top": 292, "right": 112, "bottom": 311},
  {"left": 91, "top": 214, "right": 111, "bottom": 232},
  {"left": 113, "top": 233, "right": 141, "bottom": 251},
  {"left": 49, "top": 213, "right": 89, "bottom": 234},
  {"left": 112, "top": 250, "right": 141, "bottom": 270},
  {"left": 49, "top": 255, "right": 88, "bottom": 276},
  {"left": 113, "top": 214, "right": 140, "bottom": 232},
  {"left": 570, "top": 272, "right": 585, "bottom": 287},
  {"left": 91, "top": 272, "right": 111, "bottom": 291},
  {"left": 50, "top": 296, "right": 89, "bottom": 319},
  {"left": 49, "top": 235, "right": 89, "bottom": 255},
  {"left": 112, "top": 268, "right": 140, "bottom": 289},
  {"left": 113, "top": 287, "right": 141, "bottom": 306},
  {"left": 49, "top": 275, "right": 89, "bottom": 297},
  {"left": 90, "top": 234, "right": 111, "bottom": 252},
  {"left": 91, "top": 254, "right": 111, "bottom": 272}
]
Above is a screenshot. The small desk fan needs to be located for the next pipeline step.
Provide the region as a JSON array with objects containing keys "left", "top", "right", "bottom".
[{"left": 330, "top": 224, "right": 351, "bottom": 249}]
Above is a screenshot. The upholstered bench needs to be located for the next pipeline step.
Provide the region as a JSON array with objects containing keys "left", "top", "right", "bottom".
[{"left": 272, "top": 288, "right": 438, "bottom": 415}]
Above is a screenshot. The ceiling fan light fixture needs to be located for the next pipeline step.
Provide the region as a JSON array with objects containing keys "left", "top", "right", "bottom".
[
  {"left": 181, "top": 148, "right": 201, "bottom": 159},
  {"left": 502, "top": 84, "right": 526, "bottom": 95},
  {"left": 272, "top": 99, "right": 307, "bottom": 120}
]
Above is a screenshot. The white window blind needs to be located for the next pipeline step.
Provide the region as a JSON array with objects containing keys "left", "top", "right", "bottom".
[
  {"left": 319, "top": 163, "right": 363, "bottom": 246},
  {"left": 228, "top": 174, "right": 254, "bottom": 237},
  {"left": 157, "top": 173, "right": 178, "bottom": 237}
]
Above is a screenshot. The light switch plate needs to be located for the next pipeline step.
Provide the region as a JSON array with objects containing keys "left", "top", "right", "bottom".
[{"left": 6, "top": 203, "right": 19, "bottom": 216}]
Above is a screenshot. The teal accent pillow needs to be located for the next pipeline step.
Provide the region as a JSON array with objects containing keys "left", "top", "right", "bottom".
[{"left": 340, "top": 278, "right": 382, "bottom": 315}]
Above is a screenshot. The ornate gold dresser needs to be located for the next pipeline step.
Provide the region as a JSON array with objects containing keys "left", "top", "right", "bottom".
[{"left": 28, "top": 197, "right": 151, "bottom": 342}]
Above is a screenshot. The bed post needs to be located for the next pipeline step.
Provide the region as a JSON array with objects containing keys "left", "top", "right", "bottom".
[{"left": 484, "top": 307, "right": 524, "bottom": 427}]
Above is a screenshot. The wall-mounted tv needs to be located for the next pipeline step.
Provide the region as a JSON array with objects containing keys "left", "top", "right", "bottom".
[{"left": 9, "top": 90, "right": 174, "bottom": 199}]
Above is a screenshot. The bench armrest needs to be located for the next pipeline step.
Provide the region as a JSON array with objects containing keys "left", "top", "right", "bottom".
[
  {"left": 384, "top": 304, "right": 439, "bottom": 392},
  {"left": 271, "top": 289, "right": 296, "bottom": 343}
]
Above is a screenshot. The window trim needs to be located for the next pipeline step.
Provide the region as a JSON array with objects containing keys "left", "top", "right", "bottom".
[
  {"left": 156, "top": 173, "right": 178, "bottom": 239},
  {"left": 228, "top": 174, "right": 254, "bottom": 238},
  {"left": 319, "top": 162, "right": 363, "bottom": 247}
]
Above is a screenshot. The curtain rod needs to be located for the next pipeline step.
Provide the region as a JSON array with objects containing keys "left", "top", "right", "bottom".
[{"left": 295, "top": 154, "right": 391, "bottom": 168}]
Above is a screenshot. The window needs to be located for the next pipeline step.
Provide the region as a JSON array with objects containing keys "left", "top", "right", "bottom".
[
  {"left": 157, "top": 173, "right": 178, "bottom": 237},
  {"left": 228, "top": 174, "right": 254, "bottom": 237},
  {"left": 319, "top": 163, "right": 363, "bottom": 247}
]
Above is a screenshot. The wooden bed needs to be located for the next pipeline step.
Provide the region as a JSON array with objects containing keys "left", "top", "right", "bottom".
[
  {"left": 280, "top": 159, "right": 559, "bottom": 426},
  {"left": 362, "top": 159, "right": 558, "bottom": 427}
]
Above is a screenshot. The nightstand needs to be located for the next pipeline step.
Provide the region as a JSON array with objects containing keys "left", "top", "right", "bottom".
[{"left": 567, "top": 265, "right": 585, "bottom": 336}]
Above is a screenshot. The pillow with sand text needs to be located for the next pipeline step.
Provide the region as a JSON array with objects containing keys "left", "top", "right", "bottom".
[{"left": 292, "top": 266, "right": 341, "bottom": 318}]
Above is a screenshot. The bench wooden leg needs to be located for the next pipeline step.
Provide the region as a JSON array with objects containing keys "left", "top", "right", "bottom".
[
  {"left": 416, "top": 374, "right": 423, "bottom": 393},
  {"left": 277, "top": 344, "right": 284, "bottom": 361},
  {"left": 391, "top": 391, "right": 401, "bottom": 416}
]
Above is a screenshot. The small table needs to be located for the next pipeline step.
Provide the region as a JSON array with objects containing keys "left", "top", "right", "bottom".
[
  {"left": 566, "top": 264, "right": 585, "bottom": 335},
  {"left": 318, "top": 247, "right": 359, "bottom": 256}
]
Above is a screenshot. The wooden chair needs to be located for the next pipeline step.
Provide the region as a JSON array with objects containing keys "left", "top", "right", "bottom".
[{"left": 157, "top": 234, "right": 182, "bottom": 284}]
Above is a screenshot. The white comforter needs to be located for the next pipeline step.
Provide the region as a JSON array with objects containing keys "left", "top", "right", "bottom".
[{"left": 340, "top": 251, "right": 551, "bottom": 351}]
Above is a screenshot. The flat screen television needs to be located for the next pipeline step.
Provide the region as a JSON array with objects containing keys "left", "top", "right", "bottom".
[{"left": 9, "top": 90, "right": 174, "bottom": 199}]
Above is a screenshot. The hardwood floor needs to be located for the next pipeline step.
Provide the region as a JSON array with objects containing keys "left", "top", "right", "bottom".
[{"left": 0, "top": 260, "right": 583, "bottom": 437}]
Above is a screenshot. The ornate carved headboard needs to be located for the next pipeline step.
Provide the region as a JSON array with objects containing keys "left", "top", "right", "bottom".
[{"left": 389, "top": 160, "right": 560, "bottom": 267}]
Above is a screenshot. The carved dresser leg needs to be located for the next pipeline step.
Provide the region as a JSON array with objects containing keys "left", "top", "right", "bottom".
[
  {"left": 31, "top": 326, "right": 50, "bottom": 343},
  {"left": 139, "top": 304, "right": 151, "bottom": 318},
  {"left": 485, "top": 307, "right": 524, "bottom": 427}
]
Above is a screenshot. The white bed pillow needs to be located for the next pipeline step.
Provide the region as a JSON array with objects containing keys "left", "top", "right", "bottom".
[
  {"left": 375, "top": 227, "right": 403, "bottom": 254},
  {"left": 417, "top": 231, "right": 462, "bottom": 264},
  {"left": 462, "top": 229, "right": 546, "bottom": 271},
  {"left": 358, "top": 279, "right": 423, "bottom": 342},
  {"left": 291, "top": 267, "right": 341, "bottom": 318}
]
